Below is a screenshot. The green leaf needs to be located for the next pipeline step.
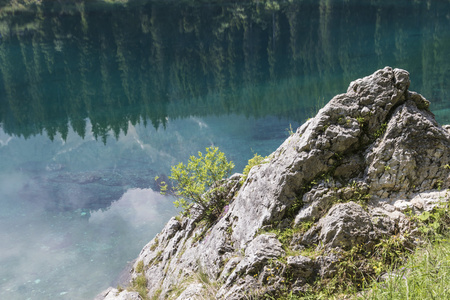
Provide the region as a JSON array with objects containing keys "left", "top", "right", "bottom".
[{"left": 417, "top": 211, "right": 431, "bottom": 221}]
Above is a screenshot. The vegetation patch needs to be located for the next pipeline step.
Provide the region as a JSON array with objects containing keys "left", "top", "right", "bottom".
[
  {"left": 334, "top": 181, "right": 371, "bottom": 208},
  {"left": 257, "top": 231, "right": 414, "bottom": 300},
  {"left": 148, "top": 250, "right": 163, "bottom": 267},
  {"left": 150, "top": 237, "right": 159, "bottom": 251},
  {"left": 165, "top": 267, "right": 219, "bottom": 300},
  {"left": 284, "top": 196, "right": 305, "bottom": 220},
  {"left": 128, "top": 259, "right": 149, "bottom": 299},
  {"left": 413, "top": 195, "right": 450, "bottom": 240},
  {"left": 251, "top": 191, "right": 450, "bottom": 300},
  {"left": 359, "top": 238, "right": 450, "bottom": 300},
  {"left": 356, "top": 116, "right": 366, "bottom": 127},
  {"left": 135, "top": 260, "right": 144, "bottom": 273},
  {"left": 373, "top": 122, "right": 387, "bottom": 139},
  {"left": 156, "top": 146, "right": 234, "bottom": 221},
  {"left": 151, "top": 289, "right": 162, "bottom": 300}
]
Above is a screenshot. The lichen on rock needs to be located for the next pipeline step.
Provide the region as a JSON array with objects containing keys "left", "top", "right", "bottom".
[{"left": 96, "top": 67, "right": 450, "bottom": 300}]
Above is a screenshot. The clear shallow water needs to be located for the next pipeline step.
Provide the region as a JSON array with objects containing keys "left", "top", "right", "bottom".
[
  {"left": 0, "top": 0, "right": 449, "bottom": 299},
  {"left": 0, "top": 114, "right": 291, "bottom": 299}
]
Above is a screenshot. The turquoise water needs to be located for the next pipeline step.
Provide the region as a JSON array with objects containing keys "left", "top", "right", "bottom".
[{"left": 0, "top": 0, "right": 449, "bottom": 299}]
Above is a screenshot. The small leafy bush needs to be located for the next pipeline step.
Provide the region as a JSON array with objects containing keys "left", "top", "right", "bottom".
[{"left": 156, "top": 146, "right": 234, "bottom": 219}]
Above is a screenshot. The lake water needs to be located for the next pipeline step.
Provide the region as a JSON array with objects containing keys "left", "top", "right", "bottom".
[{"left": 0, "top": 0, "right": 449, "bottom": 299}]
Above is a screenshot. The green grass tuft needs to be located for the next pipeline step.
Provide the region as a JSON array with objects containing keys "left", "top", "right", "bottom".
[{"left": 359, "top": 238, "right": 450, "bottom": 300}]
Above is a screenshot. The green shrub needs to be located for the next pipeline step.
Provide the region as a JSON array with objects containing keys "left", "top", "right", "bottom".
[{"left": 156, "top": 146, "right": 234, "bottom": 219}]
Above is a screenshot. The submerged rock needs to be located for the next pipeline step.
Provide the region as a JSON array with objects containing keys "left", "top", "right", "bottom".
[{"left": 96, "top": 67, "right": 450, "bottom": 299}]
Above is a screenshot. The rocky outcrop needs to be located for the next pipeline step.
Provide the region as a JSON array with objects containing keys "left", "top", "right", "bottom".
[{"left": 96, "top": 67, "right": 450, "bottom": 299}]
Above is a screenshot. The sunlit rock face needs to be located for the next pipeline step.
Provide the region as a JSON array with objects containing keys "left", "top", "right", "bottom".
[{"left": 96, "top": 67, "right": 450, "bottom": 300}]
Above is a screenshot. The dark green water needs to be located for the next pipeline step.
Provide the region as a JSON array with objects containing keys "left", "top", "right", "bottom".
[{"left": 0, "top": 0, "right": 449, "bottom": 299}]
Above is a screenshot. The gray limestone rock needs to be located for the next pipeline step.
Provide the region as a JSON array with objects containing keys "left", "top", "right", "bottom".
[
  {"left": 315, "top": 253, "right": 341, "bottom": 279},
  {"left": 286, "top": 255, "right": 314, "bottom": 278},
  {"left": 302, "top": 202, "right": 374, "bottom": 249},
  {"left": 175, "top": 283, "right": 204, "bottom": 300},
  {"left": 294, "top": 186, "right": 338, "bottom": 224},
  {"left": 223, "top": 67, "right": 413, "bottom": 252},
  {"left": 365, "top": 98, "right": 450, "bottom": 199},
  {"left": 95, "top": 67, "right": 450, "bottom": 300},
  {"left": 220, "top": 233, "right": 285, "bottom": 292},
  {"left": 94, "top": 288, "right": 141, "bottom": 300}
]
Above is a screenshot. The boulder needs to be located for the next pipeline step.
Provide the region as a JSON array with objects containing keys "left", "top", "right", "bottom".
[
  {"left": 95, "top": 67, "right": 450, "bottom": 300},
  {"left": 301, "top": 202, "right": 374, "bottom": 250}
]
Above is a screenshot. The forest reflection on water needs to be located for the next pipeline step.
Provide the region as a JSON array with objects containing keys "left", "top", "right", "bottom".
[
  {"left": 0, "top": 0, "right": 449, "bottom": 142},
  {"left": 0, "top": 0, "right": 449, "bottom": 299}
]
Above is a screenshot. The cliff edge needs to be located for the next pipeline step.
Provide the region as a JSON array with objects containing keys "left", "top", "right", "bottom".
[{"left": 96, "top": 67, "right": 450, "bottom": 299}]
